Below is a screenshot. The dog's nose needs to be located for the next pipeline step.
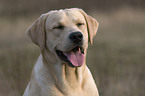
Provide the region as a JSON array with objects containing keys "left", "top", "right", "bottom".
[{"left": 69, "top": 32, "right": 83, "bottom": 43}]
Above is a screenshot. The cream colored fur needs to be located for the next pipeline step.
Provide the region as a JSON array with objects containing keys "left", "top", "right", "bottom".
[{"left": 23, "top": 8, "right": 99, "bottom": 96}]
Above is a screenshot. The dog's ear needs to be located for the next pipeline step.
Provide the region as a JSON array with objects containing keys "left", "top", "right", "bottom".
[
  {"left": 78, "top": 9, "right": 99, "bottom": 45},
  {"left": 26, "top": 13, "right": 49, "bottom": 51}
]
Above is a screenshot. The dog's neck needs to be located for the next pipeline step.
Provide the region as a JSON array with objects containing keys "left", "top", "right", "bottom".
[{"left": 41, "top": 49, "right": 86, "bottom": 90}]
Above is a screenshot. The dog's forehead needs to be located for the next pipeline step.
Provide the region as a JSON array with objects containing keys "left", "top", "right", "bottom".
[
  {"left": 47, "top": 9, "right": 85, "bottom": 23},
  {"left": 64, "top": 9, "right": 85, "bottom": 21}
]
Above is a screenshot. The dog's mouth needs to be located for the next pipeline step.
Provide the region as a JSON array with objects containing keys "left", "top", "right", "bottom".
[{"left": 55, "top": 46, "right": 85, "bottom": 67}]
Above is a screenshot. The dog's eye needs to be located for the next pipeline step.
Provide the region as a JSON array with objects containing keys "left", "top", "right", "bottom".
[
  {"left": 76, "top": 23, "right": 85, "bottom": 27},
  {"left": 53, "top": 25, "right": 64, "bottom": 29}
]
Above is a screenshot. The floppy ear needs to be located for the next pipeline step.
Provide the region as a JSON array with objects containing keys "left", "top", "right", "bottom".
[
  {"left": 78, "top": 9, "right": 99, "bottom": 45},
  {"left": 26, "top": 13, "right": 49, "bottom": 51}
]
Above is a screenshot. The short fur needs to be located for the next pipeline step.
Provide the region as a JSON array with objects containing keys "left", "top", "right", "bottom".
[{"left": 23, "top": 8, "right": 99, "bottom": 96}]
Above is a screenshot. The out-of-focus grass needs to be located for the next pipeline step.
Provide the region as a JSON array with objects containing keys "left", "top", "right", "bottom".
[
  {"left": 0, "top": 17, "right": 40, "bottom": 96},
  {"left": 88, "top": 8, "right": 145, "bottom": 96},
  {"left": 0, "top": 8, "right": 145, "bottom": 96}
]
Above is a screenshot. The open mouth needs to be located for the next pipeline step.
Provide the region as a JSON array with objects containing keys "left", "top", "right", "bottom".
[{"left": 55, "top": 46, "right": 85, "bottom": 67}]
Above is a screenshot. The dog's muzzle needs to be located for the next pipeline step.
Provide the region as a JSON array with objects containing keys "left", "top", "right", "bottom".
[{"left": 56, "top": 31, "right": 85, "bottom": 67}]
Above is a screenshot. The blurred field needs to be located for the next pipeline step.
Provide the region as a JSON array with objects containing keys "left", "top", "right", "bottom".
[{"left": 0, "top": 8, "right": 145, "bottom": 96}]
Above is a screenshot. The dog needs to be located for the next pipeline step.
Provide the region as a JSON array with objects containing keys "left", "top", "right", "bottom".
[{"left": 23, "top": 8, "right": 99, "bottom": 96}]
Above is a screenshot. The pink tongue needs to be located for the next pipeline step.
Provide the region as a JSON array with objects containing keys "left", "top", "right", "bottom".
[{"left": 65, "top": 48, "right": 84, "bottom": 67}]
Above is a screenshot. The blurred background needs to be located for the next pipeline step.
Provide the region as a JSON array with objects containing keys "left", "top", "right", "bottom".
[{"left": 0, "top": 0, "right": 145, "bottom": 96}]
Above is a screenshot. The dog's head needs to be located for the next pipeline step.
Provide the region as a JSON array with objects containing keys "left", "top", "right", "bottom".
[{"left": 27, "top": 8, "right": 99, "bottom": 67}]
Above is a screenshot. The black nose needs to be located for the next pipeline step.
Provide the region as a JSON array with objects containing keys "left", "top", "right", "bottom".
[{"left": 69, "top": 32, "right": 83, "bottom": 43}]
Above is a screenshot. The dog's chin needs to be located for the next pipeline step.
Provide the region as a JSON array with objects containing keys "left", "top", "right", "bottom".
[{"left": 55, "top": 46, "right": 85, "bottom": 67}]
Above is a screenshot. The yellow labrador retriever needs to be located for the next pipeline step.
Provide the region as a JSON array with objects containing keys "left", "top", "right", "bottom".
[{"left": 23, "top": 8, "right": 99, "bottom": 96}]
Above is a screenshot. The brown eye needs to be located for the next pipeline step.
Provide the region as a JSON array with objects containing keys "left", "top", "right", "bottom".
[
  {"left": 76, "top": 23, "right": 85, "bottom": 27},
  {"left": 53, "top": 25, "right": 64, "bottom": 29}
]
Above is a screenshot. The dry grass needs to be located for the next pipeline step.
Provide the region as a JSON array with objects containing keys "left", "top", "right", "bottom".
[{"left": 0, "top": 8, "right": 145, "bottom": 96}]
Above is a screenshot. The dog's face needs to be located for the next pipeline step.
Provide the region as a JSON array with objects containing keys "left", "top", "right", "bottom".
[
  {"left": 45, "top": 9, "right": 88, "bottom": 53},
  {"left": 27, "top": 8, "right": 99, "bottom": 67}
]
